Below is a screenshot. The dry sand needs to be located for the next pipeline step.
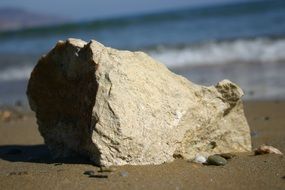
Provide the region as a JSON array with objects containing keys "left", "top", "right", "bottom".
[{"left": 0, "top": 101, "right": 284, "bottom": 190}]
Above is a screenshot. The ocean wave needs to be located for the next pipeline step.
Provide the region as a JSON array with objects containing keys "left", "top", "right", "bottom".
[
  {"left": 1, "top": 37, "right": 285, "bottom": 82},
  {"left": 147, "top": 37, "right": 285, "bottom": 67}
]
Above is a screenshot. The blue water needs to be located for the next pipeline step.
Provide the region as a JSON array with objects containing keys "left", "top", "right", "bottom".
[
  {"left": 1, "top": 0, "right": 285, "bottom": 105},
  {"left": 1, "top": 0, "right": 285, "bottom": 54}
]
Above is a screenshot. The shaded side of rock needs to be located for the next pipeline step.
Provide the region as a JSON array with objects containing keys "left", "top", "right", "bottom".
[
  {"left": 27, "top": 39, "right": 100, "bottom": 161},
  {"left": 27, "top": 38, "right": 252, "bottom": 166}
]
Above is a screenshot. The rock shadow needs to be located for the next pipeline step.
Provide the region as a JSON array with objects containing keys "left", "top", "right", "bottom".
[{"left": 0, "top": 144, "right": 93, "bottom": 164}]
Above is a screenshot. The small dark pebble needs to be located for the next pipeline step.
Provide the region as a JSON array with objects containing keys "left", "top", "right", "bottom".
[
  {"left": 89, "top": 174, "right": 108, "bottom": 178},
  {"left": 6, "top": 148, "right": 22, "bottom": 155},
  {"left": 207, "top": 155, "right": 227, "bottom": 166},
  {"left": 264, "top": 116, "right": 270, "bottom": 121},
  {"left": 83, "top": 170, "right": 95, "bottom": 175},
  {"left": 282, "top": 176, "right": 285, "bottom": 179}
]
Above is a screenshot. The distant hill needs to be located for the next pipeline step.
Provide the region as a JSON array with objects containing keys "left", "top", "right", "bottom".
[{"left": 0, "top": 8, "right": 67, "bottom": 31}]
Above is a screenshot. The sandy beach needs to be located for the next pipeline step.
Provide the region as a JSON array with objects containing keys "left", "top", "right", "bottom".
[
  {"left": 1, "top": 1, "right": 285, "bottom": 189},
  {"left": 0, "top": 101, "right": 284, "bottom": 190}
]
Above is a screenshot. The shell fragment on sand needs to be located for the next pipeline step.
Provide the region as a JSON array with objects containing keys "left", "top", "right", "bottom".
[
  {"left": 27, "top": 38, "right": 252, "bottom": 166},
  {"left": 254, "top": 145, "right": 283, "bottom": 155},
  {"left": 193, "top": 155, "right": 207, "bottom": 164}
]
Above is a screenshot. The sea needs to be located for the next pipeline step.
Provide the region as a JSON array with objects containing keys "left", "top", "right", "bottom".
[{"left": 1, "top": 0, "right": 285, "bottom": 106}]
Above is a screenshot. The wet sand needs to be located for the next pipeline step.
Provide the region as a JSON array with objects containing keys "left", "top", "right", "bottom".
[{"left": 0, "top": 101, "right": 284, "bottom": 190}]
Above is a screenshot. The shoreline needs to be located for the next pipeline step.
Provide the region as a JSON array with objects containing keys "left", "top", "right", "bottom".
[{"left": 1, "top": 60, "right": 285, "bottom": 106}]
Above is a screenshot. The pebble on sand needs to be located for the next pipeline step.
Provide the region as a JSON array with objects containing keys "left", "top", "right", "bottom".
[
  {"left": 193, "top": 155, "right": 207, "bottom": 164},
  {"left": 254, "top": 145, "right": 283, "bottom": 155},
  {"left": 207, "top": 155, "right": 227, "bottom": 166}
]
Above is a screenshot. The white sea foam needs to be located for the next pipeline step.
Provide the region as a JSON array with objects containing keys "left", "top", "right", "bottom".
[{"left": 148, "top": 38, "right": 285, "bottom": 67}]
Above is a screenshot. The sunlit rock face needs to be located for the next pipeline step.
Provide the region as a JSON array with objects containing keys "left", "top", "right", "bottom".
[{"left": 27, "top": 38, "right": 251, "bottom": 166}]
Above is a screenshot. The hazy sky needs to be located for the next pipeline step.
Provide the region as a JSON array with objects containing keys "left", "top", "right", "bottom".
[{"left": 0, "top": 0, "right": 249, "bottom": 21}]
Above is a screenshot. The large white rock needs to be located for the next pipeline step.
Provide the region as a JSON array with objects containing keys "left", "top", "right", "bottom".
[{"left": 27, "top": 38, "right": 251, "bottom": 166}]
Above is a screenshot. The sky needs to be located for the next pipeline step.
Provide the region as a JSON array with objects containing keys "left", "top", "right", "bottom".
[{"left": 0, "top": 0, "right": 251, "bottom": 21}]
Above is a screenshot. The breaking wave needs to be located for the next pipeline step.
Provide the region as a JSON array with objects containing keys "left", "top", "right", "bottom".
[
  {"left": 147, "top": 37, "right": 285, "bottom": 67},
  {"left": 1, "top": 37, "right": 285, "bottom": 82}
]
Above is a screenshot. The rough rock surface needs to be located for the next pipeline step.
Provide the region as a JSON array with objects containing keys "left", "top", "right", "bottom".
[{"left": 27, "top": 38, "right": 252, "bottom": 166}]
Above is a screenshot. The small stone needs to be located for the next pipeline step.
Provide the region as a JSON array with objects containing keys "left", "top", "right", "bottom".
[
  {"left": 254, "top": 145, "right": 283, "bottom": 155},
  {"left": 207, "top": 155, "right": 227, "bottom": 166},
  {"left": 120, "top": 171, "right": 128, "bottom": 177},
  {"left": 83, "top": 170, "right": 95, "bottom": 175},
  {"left": 264, "top": 116, "right": 270, "bottom": 121},
  {"left": 193, "top": 155, "right": 207, "bottom": 164},
  {"left": 217, "top": 153, "right": 236, "bottom": 160}
]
